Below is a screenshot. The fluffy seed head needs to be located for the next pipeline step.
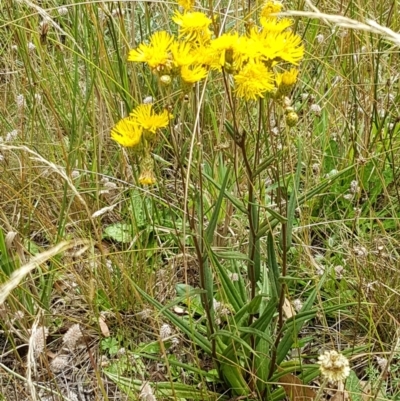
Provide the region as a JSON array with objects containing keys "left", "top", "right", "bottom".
[{"left": 63, "top": 324, "right": 82, "bottom": 349}]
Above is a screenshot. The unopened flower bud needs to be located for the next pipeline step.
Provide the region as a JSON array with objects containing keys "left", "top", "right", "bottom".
[{"left": 286, "top": 111, "right": 299, "bottom": 127}]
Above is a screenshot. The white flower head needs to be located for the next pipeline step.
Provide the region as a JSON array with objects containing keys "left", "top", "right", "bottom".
[
  {"left": 6, "top": 129, "right": 18, "bottom": 142},
  {"left": 16, "top": 94, "right": 26, "bottom": 109},
  {"left": 228, "top": 272, "right": 239, "bottom": 282},
  {"left": 28, "top": 42, "right": 36, "bottom": 52},
  {"left": 34, "top": 93, "right": 42, "bottom": 103},
  {"left": 111, "top": 8, "right": 125, "bottom": 18},
  {"left": 292, "top": 298, "right": 303, "bottom": 312},
  {"left": 316, "top": 34, "right": 325, "bottom": 43},
  {"left": 350, "top": 180, "right": 359, "bottom": 194},
  {"left": 310, "top": 103, "right": 322, "bottom": 116},
  {"left": 318, "top": 350, "right": 350, "bottom": 381},
  {"left": 143, "top": 96, "right": 154, "bottom": 104},
  {"left": 57, "top": 7, "right": 69, "bottom": 16}
]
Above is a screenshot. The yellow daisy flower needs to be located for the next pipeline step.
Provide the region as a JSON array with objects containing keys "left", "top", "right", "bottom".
[
  {"left": 274, "top": 31, "right": 304, "bottom": 65},
  {"left": 130, "top": 104, "right": 170, "bottom": 134},
  {"left": 180, "top": 64, "right": 208, "bottom": 83},
  {"left": 210, "top": 32, "right": 240, "bottom": 69},
  {"left": 128, "top": 31, "right": 174, "bottom": 71},
  {"left": 260, "top": 17, "right": 293, "bottom": 32},
  {"left": 111, "top": 117, "right": 143, "bottom": 147},
  {"left": 139, "top": 170, "right": 157, "bottom": 185},
  {"left": 190, "top": 44, "right": 218, "bottom": 67},
  {"left": 172, "top": 11, "right": 212, "bottom": 44},
  {"left": 177, "top": 0, "right": 195, "bottom": 10},
  {"left": 234, "top": 62, "right": 275, "bottom": 100},
  {"left": 234, "top": 36, "right": 263, "bottom": 69},
  {"left": 260, "top": 0, "right": 283, "bottom": 18},
  {"left": 171, "top": 41, "right": 196, "bottom": 67},
  {"left": 250, "top": 29, "right": 304, "bottom": 65},
  {"left": 275, "top": 68, "right": 299, "bottom": 96},
  {"left": 275, "top": 68, "right": 299, "bottom": 87}
]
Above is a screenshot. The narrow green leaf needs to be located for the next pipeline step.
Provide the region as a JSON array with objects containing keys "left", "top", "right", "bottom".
[
  {"left": 257, "top": 166, "right": 354, "bottom": 239},
  {"left": 283, "top": 144, "right": 302, "bottom": 249},
  {"left": 210, "top": 252, "right": 245, "bottom": 311},
  {"left": 204, "top": 169, "right": 230, "bottom": 246},
  {"left": 267, "top": 232, "right": 280, "bottom": 301},
  {"left": 275, "top": 272, "right": 327, "bottom": 365},
  {"left": 203, "top": 172, "right": 247, "bottom": 214},
  {"left": 129, "top": 280, "right": 212, "bottom": 354},
  {"left": 105, "top": 372, "right": 225, "bottom": 400}
]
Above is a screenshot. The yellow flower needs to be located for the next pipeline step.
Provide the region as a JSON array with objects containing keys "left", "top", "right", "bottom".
[
  {"left": 260, "top": 0, "right": 283, "bottom": 18},
  {"left": 234, "top": 62, "right": 275, "bottom": 100},
  {"left": 250, "top": 29, "right": 304, "bottom": 65},
  {"left": 275, "top": 68, "right": 299, "bottom": 87},
  {"left": 172, "top": 11, "right": 212, "bottom": 44},
  {"left": 139, "top": 153, "right": 157, "bottom": 185},
  {"left": 234, "top": 36, "right": 263, "bottom": 68},
  {"left": 177, "top": 0, "right": 195, "bottom": 10},
  {"left": 209, "top": 32, "right": 240, "bottom": 69},
  {"left": 180, "top": 64, "right": 208, "bottom": 83},
  {"left": 171, "top": 41, "right": 196, "bottom": 67},
  {"left": 260, "top": 17, "right": 293, "bottom": 32},
  {"left": 130, "top": 104, "right": 170, "bottom": 134},
  {"left": 111, "top": 117, "right": 143, "bottom": 147},
  {"left": 190, "top": 44, "right": 217, "bottom": 67},
  {"left": 128, "top": 31, "right": 174, "bottom": 71},
  {"left": 139, "top": 169, "right": 157, "bottom": 185}
]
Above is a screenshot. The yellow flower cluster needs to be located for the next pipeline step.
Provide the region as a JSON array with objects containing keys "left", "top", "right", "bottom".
[
  {"left": 111, "top": 104, "right": 169, "bottom": 148},
  {"left": 111, "top": 104, "right": 169, "bottom": 186},
  {"left": 126, "top": 0, "right": 303, "bottom": 100},
  {"left": 110, "top": 0, "right": 305, "bottom": 184}
]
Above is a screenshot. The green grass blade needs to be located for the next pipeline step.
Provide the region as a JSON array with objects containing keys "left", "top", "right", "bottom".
[{"left": 283, "top": 144, "right": 302, "bottom": 249}]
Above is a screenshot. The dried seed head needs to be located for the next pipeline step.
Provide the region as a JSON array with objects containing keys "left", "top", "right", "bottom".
[
  {"left": 376, "top": 356, "right": 389, "bottom": 372},
  {"left": 51, "top": 355, "right": 69, "bottom": 373},
  {"left": 140, "top": 382, "right": 156, "bottom": 401},
  {"left": 62, "top": 324, "right": 82, "bottom": 350},
  {"left": 30, "top": 326, "right": 49, "bottom": 355},
  {"left": 160, "top": 323, "right": 172, "bottom": 340}
]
